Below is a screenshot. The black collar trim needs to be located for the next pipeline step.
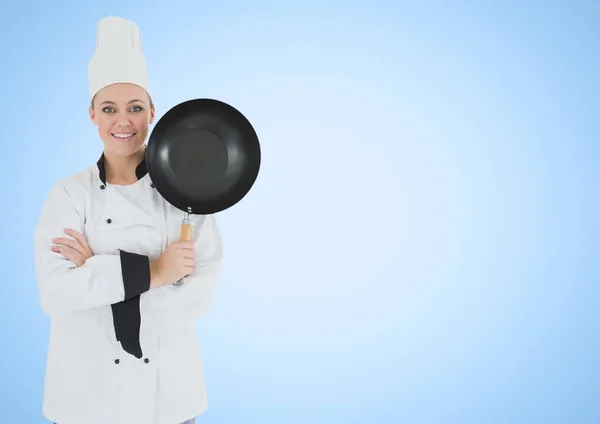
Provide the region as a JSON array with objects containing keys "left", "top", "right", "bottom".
[{"left": 96, "top": 149, "right": 148, "bottom": 185}]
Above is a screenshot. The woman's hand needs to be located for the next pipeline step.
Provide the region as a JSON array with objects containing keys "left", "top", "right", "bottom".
[
  {"left": 150, "top": 241, "right": 195, "bottom": 287},
  {"left": 51, "top": 228, "right": 94, "bottom": 267}
]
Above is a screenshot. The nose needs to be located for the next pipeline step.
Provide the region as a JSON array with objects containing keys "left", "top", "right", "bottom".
[
  {"left": 115, "top": 119, "right": 131, "bottom": 126},
  {"left": 115, "top": 111, "right": 132, "bottom": 126}
]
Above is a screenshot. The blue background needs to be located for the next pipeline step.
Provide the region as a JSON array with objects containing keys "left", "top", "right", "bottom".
[{"left": 1, "top": 0, "right": 599, "bottom": 422}]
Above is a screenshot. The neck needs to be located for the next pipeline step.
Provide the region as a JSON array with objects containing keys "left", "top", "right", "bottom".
[{"left": 103, "top": 146, "right": 146, "bottom": 185}]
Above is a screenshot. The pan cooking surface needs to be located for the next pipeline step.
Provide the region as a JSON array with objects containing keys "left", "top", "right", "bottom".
[
  {"left": 169, "top": 128, "right": 228, "bottom": 199},
  {"left": 146, "top": 99, "right": 261, "bottom": 214}
]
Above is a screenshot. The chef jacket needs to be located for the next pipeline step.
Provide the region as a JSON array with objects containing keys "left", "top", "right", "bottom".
[{"left": 33, "top": 152, "right": 223, "bottom": 424}]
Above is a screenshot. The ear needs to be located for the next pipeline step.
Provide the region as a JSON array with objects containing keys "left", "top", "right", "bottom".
[
  {"left": 149, "top": 106, "right": 155, "bottom": 124},
  {"left": 89, "top": 105, "right": 98, "bottom": 125}
]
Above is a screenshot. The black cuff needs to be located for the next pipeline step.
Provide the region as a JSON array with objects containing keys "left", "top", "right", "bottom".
[
  {"left": 119, "top": 250, "right": 151, "bottom": 300},
  {"left": 111, "top": 297, "right": 143, "bottom": 358},
  {"left": 111, "top": 250, "right": 150, "bottom": 359}
]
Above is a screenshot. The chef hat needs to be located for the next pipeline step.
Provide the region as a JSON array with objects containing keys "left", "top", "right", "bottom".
[{"left": 87, "top": 16, "right": 151, "bottom": 101}]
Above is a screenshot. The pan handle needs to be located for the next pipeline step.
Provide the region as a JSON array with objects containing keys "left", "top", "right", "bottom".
[
  {"left": 173, "top": 212, "right": 194, "bottom": 286},
  {"left": 180, "top": 219, "right": 194, "bottom": 241}
]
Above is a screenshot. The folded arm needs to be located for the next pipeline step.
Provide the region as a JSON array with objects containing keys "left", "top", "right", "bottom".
[{"left": 33, "top": 182, "right": 151, "bottom": 317}]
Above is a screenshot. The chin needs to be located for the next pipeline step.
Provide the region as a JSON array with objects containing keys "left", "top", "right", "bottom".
[{"left": 104, "top": 138, "right": 146, "bottom": 157}]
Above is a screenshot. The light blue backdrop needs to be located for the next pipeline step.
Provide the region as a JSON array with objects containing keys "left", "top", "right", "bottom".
[{"left": 1, "top": 1, "right": 598, "bottom": 423}]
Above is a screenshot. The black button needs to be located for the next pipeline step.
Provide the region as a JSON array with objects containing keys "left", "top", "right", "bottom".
[
  {"left": 106, "top": 218, "right": 112, "bottom": 224},
  {"left": 144, "top": 358, "right": 150, "bottom": 363},
  {"left": 100, "top": 185, "right": 105, "bottom": 190},
  {"left": 114, "top": 359, "right": 120, "bottom": 364}
]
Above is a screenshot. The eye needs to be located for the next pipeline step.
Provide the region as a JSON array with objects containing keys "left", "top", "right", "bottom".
[
  {"left": 102, "top": 107, "right": 115, "bottom": 113},
  {"left": 130, "top": 105, "right": 143, "bottom": 112}
]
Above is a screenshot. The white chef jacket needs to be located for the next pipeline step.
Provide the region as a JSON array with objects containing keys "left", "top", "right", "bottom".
[{"left": 33, "top": 152, "right": 223, "bottom": 424}]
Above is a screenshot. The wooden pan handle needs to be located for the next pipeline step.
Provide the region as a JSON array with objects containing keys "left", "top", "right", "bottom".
[
  {"left": 174, "top": 215, "right": 194, "bottom": 286},
  {"left": 180, "top": 222, "right": 194, "bottom": 241}
]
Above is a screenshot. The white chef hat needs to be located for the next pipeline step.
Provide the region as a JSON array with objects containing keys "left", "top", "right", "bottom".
[{"left": 87, "top": 16, "right": 151, "bottom": 101}]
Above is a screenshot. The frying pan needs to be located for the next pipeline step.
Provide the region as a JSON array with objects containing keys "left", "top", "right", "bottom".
[{"left": 146, "top": 98, "right": 261, "bottom": 285}]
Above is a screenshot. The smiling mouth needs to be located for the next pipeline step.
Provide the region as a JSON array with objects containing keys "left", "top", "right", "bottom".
[{"left": 112, "top": 132, "right": 137, "bottom": 140}]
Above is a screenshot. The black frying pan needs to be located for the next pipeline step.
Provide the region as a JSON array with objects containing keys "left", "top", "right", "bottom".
[{"left": 146, "top": 98, "right": 261, "bottom": 250}]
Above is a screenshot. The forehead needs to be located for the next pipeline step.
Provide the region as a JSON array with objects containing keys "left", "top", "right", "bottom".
[{"left": 94, "top": 83, "right": 149, "bottom": 103}]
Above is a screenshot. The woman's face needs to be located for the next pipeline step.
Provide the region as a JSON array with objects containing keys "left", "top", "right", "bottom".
[{"left": 89, "top": 83, "right": 155, "bottom": 157}]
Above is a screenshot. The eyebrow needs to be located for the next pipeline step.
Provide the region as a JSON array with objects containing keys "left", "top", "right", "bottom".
[{"left": 99, "top": 99, "right": 145, "bottom": 105}]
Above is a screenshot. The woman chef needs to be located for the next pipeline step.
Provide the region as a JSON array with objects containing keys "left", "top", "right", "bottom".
[{"left": 33, "top": 16, "right": 222, "bottom": 424}]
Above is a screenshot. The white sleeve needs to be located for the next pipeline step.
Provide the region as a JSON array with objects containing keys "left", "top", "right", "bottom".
[
  {"left": 141, "top": 213, "right": 223, "bottom": 324},
  {"left": 33, "top": 182, "right": 151, "bottom": 317}
]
